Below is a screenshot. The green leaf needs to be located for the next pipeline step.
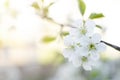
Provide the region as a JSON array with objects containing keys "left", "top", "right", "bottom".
[
  {"left": 89, "top": 13, "right": 104, "bottom": 19},
  {"left": 60, "top": 31, "right": 69, "bottom": 36},
  {"left": 4, "top": 0, "right": 9, "bottom": 8},
  {"left": 32, "top": 2, "right": 40, "bottom": 9},
  {"left": 43, "top": 7, "right": 49, "bottom": 17},
  {"left": 78, "top": 0, "right": 86, "bottom": 16},
  {"left": 42, "top": 0, "right": 44, "bottom": 2},
  {"left": 47, "top": 2, "right": 54, "bottom": 8},
  {"left": 90, "top": 70, "right": 100, "bottom": 78},
  {"left": 42, "top": 36, "right": 56, "bottom": 43}
]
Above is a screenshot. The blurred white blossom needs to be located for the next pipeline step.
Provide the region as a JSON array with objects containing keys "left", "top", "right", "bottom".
[{"left": 49, "top": 63, "right": 85, "bottom": 80}]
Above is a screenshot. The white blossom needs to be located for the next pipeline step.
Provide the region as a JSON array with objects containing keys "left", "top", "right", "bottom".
[
  {"left": 77, "top": 33, "right": 106, "bottom": 58},
  {"left": 63, "top": 19, "right": 106, "bottom": 71},
  {"left": 70, "top": 19, "right": 95, "bottom": 38},
  {"left": 81, "top": 55, "right": 98, "bottom": 70}
]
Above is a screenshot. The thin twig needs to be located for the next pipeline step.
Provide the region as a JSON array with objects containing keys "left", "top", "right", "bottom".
[
  {"left": 101, "top": 41, "right": 120, "bottom": 51},
  {"left": 43, "top": 16, "right": 76, "bottom": 28}
]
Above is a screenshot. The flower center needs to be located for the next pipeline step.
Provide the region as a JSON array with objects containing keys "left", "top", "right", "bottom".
[
  {"left": 80, "top": 28, "right": 87, "bottom": 35},
  {"left": 76, "top": 43, "right": 81, "bottom": 47},
  {"left": 82, "top": 56, "right": 88, "bottom": 62},
  {"left": 69, "top": 45, "right": 75, "bottom": 49},
  {"left": 89, "top": 43, "right": 96, "bottom": 51}
]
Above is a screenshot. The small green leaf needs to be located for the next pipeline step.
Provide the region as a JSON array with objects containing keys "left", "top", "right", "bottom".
[
  {"left": 47, "top": 2, "right": 54, "bottom": 8},
  {"left": 43, "top": 7, "right": 49, "bottom": 17},
  {"left": 90, "top": 70, "right": 100, "bottom": 78},
  {"left": 78, "top": 0, "right": 86, "bottom": 16},
  {"left": 42, "top": 36, "right": 56, "bottom": 43},
  {"left": 60, "top": 31, "right": 69, "bottom": 36},
  {"left": 4, "top": 0, "right": 9, "bottom": 8},
  {"left": 42, "top": 0, "right": 44, "bottom": 2},
  {"left": 96, "top": 25, "right": 103, "bottom": 29},
  {"left": 32, "top": 2, "right": 40, "bottom": 9},
  {"left": 89, "top": 13, "right": 104, "bottom": 19},
  {"left": 44, "top": 2, "right": 54, "bottom": 17}
]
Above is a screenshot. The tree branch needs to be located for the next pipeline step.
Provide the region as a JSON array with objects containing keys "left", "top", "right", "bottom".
[{"left": 101, "top": 41, "right": 120, "bottom": 51}]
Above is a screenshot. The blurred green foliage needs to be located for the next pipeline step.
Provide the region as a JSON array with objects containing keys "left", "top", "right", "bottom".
[
  {"left": 32, "top": 0, "right": 54, "bottom": 18},
  {"left": 42, "top": 36, "right": 56, "bottom": 43},
  {"left": 32, "top": 2, "right": 40, "bottom": 9}
]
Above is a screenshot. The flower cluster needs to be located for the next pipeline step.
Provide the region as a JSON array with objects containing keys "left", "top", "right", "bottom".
[{"left": 63, "top": 19, "right": 106, "bottom": 70}]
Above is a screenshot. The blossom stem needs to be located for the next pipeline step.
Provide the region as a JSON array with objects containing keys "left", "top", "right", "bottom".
[
  {"left": 44, "top": 16, "right": 120, "bottom": 51},
  {"left": 43, "top": 16, "right": 76, "bottom": 28},
  {"left": 101, "top": 41, "right": 120, "bottom": 51}
]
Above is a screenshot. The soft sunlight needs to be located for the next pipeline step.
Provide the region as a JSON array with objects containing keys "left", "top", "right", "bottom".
[{"left": 0, "top": 0, "right": 120, "bottom": 80}]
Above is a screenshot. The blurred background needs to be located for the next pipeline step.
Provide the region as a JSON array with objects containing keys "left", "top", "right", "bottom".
[{"left": 0, "top": 0, "right": 120, "bottom": 80}]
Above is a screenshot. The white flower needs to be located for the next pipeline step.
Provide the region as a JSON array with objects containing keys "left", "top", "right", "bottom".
[
  {"left": 81, "top": 55, "right": 98, "bottom": 70},
  {"left": 71, "top": 54, "right": 98, "bottom": 70},
  {"left": 64, "top": 35, "right": 75, "bottom": 46},
  {"left": 63, "top": 47, "right": 82, "bottom": 67},
  {"left": 63, "top": 35, "right": 82, "bottom": 67},
  {"left": 63, "top": 19, "right": 106, "bottom": 71},
  {"left": 70, "top": 19, "right": 95, "bottom": 38},
  {"left": 63, "top": 35, "right": 78, "bottom": 59},
  {"left": 70, "top": 55, "right": 82, "bottom": 67},
  {"left": 63, "top": 34, "right": 81, "bottom": 57},
  {"left": 76, "top": 33, "right": 106, "bottom": 57}
]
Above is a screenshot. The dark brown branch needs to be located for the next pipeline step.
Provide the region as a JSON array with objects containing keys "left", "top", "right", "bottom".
[{"left": 101, "top": 41, "right": 120, "bottom": 51}]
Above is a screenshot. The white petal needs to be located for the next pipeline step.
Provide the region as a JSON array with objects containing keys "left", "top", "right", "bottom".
[
  {"left": 79, "top": 36, "right": 90, "bottom": 46},
  {"left": 90, "top": 53, "right": 100, "bottom": 61},
  {"left": 69, "top": 28, "right": 79, "bottom": 36},
  {"left": 96, "top": 43, "right": 106, "bottom": 53},
  {"left": 62, "top": 48, "right": 73, "bottom": 58},
  {"left": 74, "top": 37, "right": 81, "bottom": 44},
  {"left": 72, "top": 57, "right": 82, "bottom": 67},
  {"left": 88, "top": 59, "right": 97, "bottom": 66},
  {"left": 89, "top": 58, "right": 99, "bottom": 67},
  {"left": 76, "top": 47, "right": 89, "bottom": 56},
  {"left": 85, "top": 20, "right": 95, "bottom": 36},
  {"left": 70, "top": 28, "right": 84, "bottom": 38},
  {"left": 85, "top": 20, "right": 96, "bottom": 28},
  {"left": 83, "top": 62, "right": 92, "bottom": 70},
  {"left": 71, "top": 19, "right": 83, "bottom": 28},
  {"left": 91, "top": 33, "right": 101, "bottom": 43},
  {"left": 69, "top": 53, "right": 76, "bottom": 61},
  {"left": 64, "top": 35, "right": 74, "bottom": 46}
]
